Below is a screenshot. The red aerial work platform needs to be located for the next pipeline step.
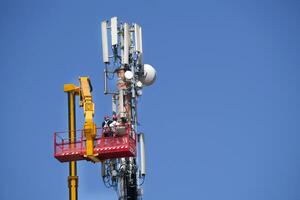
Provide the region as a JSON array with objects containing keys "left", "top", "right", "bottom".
[{"left": 54, "top": 126, "right": 136, "bottom": 162}]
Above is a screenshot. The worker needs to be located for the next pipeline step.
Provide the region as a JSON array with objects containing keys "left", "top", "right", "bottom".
[
  {"left": 102, "top": 116, "right": 112, "bottom": 137},
  {"left": 110, "top": 114, "right": 118, "bottom": 135}
]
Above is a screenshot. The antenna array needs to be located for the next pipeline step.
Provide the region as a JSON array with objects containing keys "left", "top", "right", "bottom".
[{"left": 101, "top": 17, "right": 143, "bottom": 67}]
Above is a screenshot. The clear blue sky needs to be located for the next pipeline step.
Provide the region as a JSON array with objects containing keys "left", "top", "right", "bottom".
[{"left": 1, "top": 0, "right": 300, "bottom": 200}]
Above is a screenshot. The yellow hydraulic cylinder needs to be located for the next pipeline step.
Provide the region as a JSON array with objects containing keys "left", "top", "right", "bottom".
[
  {"left": 79, "top": 77, "right": 97, "bottom": 158},
  {"left": 65, "top": 85, "right": 78, "bottom": 200}
]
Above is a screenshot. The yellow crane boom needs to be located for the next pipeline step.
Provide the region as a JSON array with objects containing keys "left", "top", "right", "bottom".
[
  {"left": 64, "top": 77, "right": 98, "bottom": 162},
  {"left": 78, "top": 77, "right": 97, "bottom": 159}
]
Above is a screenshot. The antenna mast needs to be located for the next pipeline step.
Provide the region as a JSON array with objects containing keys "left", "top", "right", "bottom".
[{"left": 101, "top": 17, "right": 156, "bottom": 199}]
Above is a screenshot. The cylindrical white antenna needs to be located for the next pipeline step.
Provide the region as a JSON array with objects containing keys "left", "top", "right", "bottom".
[
  {"left": 101, "top": 21, "right": 109, "bottom": 63},
  {"left": 134, "top": 24, "right": 142, "bottom": 53},
  {"left": 111, "top": 17, "right": 118, "bottom": 46},
  {"left": 118, "top": 89, "right": 125, "bottom": 118},
  {"left": 138, "top": 26, "right": 143, "bottom": 53},
  {"left": 139, "top": 133, "right": 146, "bottom": 176},
  {"left": 122, "top": 23, "right": 130, "bottom": 65},
  {"left": 103, "top": 68, "right": 108, "bottom": 94}
]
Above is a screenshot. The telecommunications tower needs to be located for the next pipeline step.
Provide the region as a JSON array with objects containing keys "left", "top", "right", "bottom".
[{"left": 54, "top": 17, "right": 156, "bottom": 200}]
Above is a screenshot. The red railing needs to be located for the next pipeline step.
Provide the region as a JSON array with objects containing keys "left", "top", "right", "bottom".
[
  {"left": 54, "top": 125, "right": 137, "bottom": 162},
  {"left": 54, "top": 130, "right": 84, "bottom": 154}
]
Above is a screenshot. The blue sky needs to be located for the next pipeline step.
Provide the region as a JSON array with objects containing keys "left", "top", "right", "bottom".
[{"left": 1, "top": 0, "right": 300, "bottom": 200}]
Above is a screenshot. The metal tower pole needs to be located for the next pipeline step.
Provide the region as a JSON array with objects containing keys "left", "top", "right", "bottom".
[
  {"left": 116, "top": 68, "right": 138, "bottom": 200},
  {"left": 100, "top": 17, "right": 155, "bottom": 200},
  {"left": 67, "top": 91, "right": 78, "bottom": 200}
]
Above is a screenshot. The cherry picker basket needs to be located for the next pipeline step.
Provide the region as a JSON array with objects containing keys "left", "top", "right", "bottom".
[{"left": 54, "top": 125, "right": 136, "bottom": 162}]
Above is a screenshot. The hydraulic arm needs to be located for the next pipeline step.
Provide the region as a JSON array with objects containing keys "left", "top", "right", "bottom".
[{"left": 78, "top": 77, "right": 98, "bottom": 161}]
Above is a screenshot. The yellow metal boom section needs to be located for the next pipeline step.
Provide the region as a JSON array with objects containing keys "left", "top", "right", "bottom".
[
  {"left": 63, "top": 84, "right": 79, "bottom": 200},
  {"left": 78, "top": 77, "right": 97, "bottom": 158}
]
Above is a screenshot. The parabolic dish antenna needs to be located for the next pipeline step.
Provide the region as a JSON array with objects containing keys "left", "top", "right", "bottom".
[{"left": 141, "top": 64, "right": 156, "bottom": 86}]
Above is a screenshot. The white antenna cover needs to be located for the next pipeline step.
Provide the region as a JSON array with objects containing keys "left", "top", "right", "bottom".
[
  {"left": 141, "top": 64, "right": 156, "bottom": 86},
  {"left": 111, "top": 17, "right": 118, "bottom": 46},
  {"left": 139, "top": 26, "right": 143, "bottom": 53},
  {"left": 122, "top": 23, "right": 130, "bottom": 65},
  {"left": 136, "top": 81, "right": 143, "bottom": 88},
  {"left": 134, "top": 24, "right": 142, "bottom": 53},
  {"left": 124, "top": 70, "right": 133, "bottom": 80},
  {"left": 101, "top": 21, "right": 109, "bottom": 63}
]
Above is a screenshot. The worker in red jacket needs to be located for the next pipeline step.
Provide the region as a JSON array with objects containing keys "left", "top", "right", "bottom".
[
  {"left": 102, "top": 116, "right": 112, "bottom": 137},
  {"left": 110, "top": 114, "right": 119, "bottom": 135}
]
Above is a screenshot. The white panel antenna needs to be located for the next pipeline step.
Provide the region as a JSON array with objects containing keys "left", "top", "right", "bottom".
[
  {"left": 101, "top": 21, "right": 109, "bottom": 63},
  {"left": 134, "top": 24, "right": 141, "bottom": 53},
  {"left": 138, "top": 26, "right": 143, "bottom": 53},
  {"left": 122, "top": 23, "right": 130, "bottom": 65},
  {"left": 111, "top": 17, "right": 118, "bottom": 46}
]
